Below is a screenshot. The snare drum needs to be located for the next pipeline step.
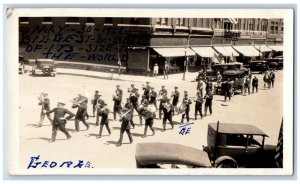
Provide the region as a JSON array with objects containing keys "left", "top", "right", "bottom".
[
  {"left": 147, "top": 104, "right": 157, "bottom": 113},
  {"left": 175, "top": 102, "right": 186, "bottom": 114}
]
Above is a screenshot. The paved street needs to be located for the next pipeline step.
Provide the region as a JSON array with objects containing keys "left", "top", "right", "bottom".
[{"left": 19, "top": 70, "right": 283, "bottom": 169}]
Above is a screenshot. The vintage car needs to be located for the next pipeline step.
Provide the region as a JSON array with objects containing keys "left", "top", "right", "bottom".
[
  {"left": 214, "top": 70, "right": 245, "bottom": 95},
  {"left": 135, "top": 142, "right": 237, "bottom": 168},
  {"left": 265, "top": 56, "right": 283, "bottom": 70},
  {"left": 206, "top": 62, "right": 249, "bottom": 81},
  {"left": 32, "top": 59, "right": 56, "bottom": 77},
  {"left": 249, "top": 60, "right": 268, "bottom": 73},
  {"left": 203, "top": 122, "right": 277, "bottom": 168}
]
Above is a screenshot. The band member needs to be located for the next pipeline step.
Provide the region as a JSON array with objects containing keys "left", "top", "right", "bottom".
[
  {"left": 162, "top": 99, "right": 173, "bottom": 131},
  {"left": 206, "top": 80, "right": 213, "bottom": 94},
  {"left": 37, "top": 93, "right": 52, "bottom": 127},
  {"left": 181, "top": 93, "right": 192, "bottom": 123},
  {"left": 95, "top": 96, "right": 105, "bottom": 126},
  {"left": 115, "top": 85, "right": 123, "bottom": 102},
  {"left": 139, "top": 95, "right": 148, "bottom": 125},
  {"left": 204, "top": 89, "right": 214, "bottom": 116},
  {"left": 113, "top": 94, "right": 122, "bottom": 121},
  {"left": 140, "top": 101, "right": 155, "bottom": 138},
  {"left": 194, "top": 92, "right": 203, "bottom": 120},
  {"left": 171, "top": 86, "right": 180, "bottom": 115},
  {"left": 124, "top": 98, "right": 135, "bottom": 128},
  {"left": 158, "top": 93, "right": 168, "bottom": 120},
  {"left": 91, "top": 90, "right": 100, "bottom": 117},
  {"left": 46, "top": 102, "right": 74, "bottom": 143},
  {"left": 142, "top": 81, "right": 151, "bottom": 99},
  {"left": 98, "top": 103, "right": 111, "bottom": 138},
  {"left": 116, "top": 108, "right": 133, "bottom": 147},
  {"left": 148, "top": 87, "right": 158, "bottom": 113},
  {"left": 72, "top": 97, "right": 89, "bottom": 132}
]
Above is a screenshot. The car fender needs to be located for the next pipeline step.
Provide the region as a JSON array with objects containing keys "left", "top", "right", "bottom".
[{"left": 214, "top": 155, "right": 238, "bottom": 168}]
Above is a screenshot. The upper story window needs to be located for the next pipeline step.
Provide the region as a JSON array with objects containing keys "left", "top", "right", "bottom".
[
  {"left": 20, "top": 17, "right": 29, "bottom": 24},
  {"left": 156, "top": 18, "right": 167, "bottom": 25},
  {"left": 176, "top": 18, "right": 184, "bottom": 26},
  {"left": 104, "top": 17, "right": 113, "bottom": 24},
  {"left": 130, "top": 18, "right": 139, "bottom": 24}
]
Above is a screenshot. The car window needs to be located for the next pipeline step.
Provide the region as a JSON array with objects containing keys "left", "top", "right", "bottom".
[
  {"left": 226, "top": 134, "right": 247, "bottom": 146},
  {"left": 247, "top": 135, "right": 262, "bottom": 148}
]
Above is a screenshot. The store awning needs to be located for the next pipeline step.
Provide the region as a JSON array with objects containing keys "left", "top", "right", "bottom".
[
  {"left": 213, "top": 46, "right": 239, "bottom": 57},
  {"left": 224, "top": 18, "right": 238, "bottom": 24},
  {"left": 267, "top": 45, "right": 283, "bottom": 52},
  {"left": 153, "top": 47, "right": 196, "bottom": 57},
  {"left": 232, "top": 45, "right": 261, "bottom": 57},
  {"left": 254, "top": 45, "right": 272, "bottom": 52},
  {"left": 191, "top": 47, "right": 217, "bottom": 58}
]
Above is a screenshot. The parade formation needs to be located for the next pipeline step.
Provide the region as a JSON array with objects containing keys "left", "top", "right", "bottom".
[{"left": 36, "top": 68, "right": 277, "bottom": 147}]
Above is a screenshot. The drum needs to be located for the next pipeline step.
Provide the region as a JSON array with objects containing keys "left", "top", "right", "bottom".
[
  {"left": 137, "top": 104, "right": 144, "bottom": 112},
  {"left": 147, "top": 104, "right": 157, "bottom": 113},
  {"left": 175, "top": 102, "right": 186, "bottom": 114}
]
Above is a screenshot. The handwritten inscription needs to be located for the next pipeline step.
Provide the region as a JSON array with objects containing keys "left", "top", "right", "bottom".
[
  {"left": 179, "top": 122, "right": 194, "bottom": 135},
  {"left": 27, "top": 155, "right": 93, "bottom": 169},
  {"left": 19, "top": 24, "right": 143, "bottom": 63}
]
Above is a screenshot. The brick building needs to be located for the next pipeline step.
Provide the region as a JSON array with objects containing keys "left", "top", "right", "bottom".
[{"left": 19, "top": 17, "right": 283, "bottom": 74}]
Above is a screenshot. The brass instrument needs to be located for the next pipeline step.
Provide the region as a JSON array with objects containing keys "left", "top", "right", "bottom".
[
  {"left": 71, "top": 95, "right": 85, "bottom": 106},
  {"left": 162, "top": 102, "right": 171, "bottom": 112},
  {"left": 120, "top": 109, "right": 132, "bottom": 119}
]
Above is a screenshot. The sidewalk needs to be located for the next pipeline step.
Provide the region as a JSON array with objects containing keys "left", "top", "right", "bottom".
[{"left": 56, "top": 68, "right": 198, "bottom": 84}]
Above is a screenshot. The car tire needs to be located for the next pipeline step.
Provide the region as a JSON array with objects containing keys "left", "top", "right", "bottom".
[{"left": 215, "top": 156, "right": 238, "bottom": 168}]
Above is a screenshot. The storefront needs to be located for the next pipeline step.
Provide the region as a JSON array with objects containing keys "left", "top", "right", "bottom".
[
  {"left": 232, "top": 45, "right": 261, "bottom": 64},
  {"left": 191, "top": 46, "right": 219, "bottom": 70},
  {"left": 213, "top": 45, "right": 239, "bottom": 63}
]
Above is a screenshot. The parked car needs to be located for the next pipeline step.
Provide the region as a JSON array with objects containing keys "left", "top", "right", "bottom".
[
  {"left": 265, "top": 57, "right": 283, "bottom": 70},
  {"left": 135, "top": 142, "right": 237, "bottom": 168},
  {"left": 203, "top": 122, "right": 277, "bottom": 168},
  {"left": 32, "top": 59, "right": 56, "bottom": 77},
  {"left": 249, "top": 60, "right": 268, "bottom": 73}
]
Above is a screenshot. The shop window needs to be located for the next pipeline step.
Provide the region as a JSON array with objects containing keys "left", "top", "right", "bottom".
[
  {"left": 20, "top": 17, "right": 29, "bottom": 24},
  {"left": 42, "top": 17, "right": 52, "bottom": 24}
]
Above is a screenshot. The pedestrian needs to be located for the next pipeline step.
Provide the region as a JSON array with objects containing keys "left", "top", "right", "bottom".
[
  {"left": 252, "top": 76, "right": 259, "bottom": 93},
  {"left": 162, "top": 99, "right": 173, "bottom": 131},
  {"left": 37, "top": 93, "right": 52, "bottom": 127},
  {"left": 263, "top": 70, "right": 270, "bottom": 89},
  {"left": 197, "top": 79, "right": 204, "bottom": 97},
  {"left": 95, "top": 96, "right": 105, "bottom": 126},
  {"left": 124, "top": 98, "right": 135, "bottom": 129},
  {"left": 140, "top": 101, "right": 155, "bottom": 138},
  {"left": 181, "top": 92, "right": 192, "bottom": 123},
  {"left": 223, "top": 79, "right": 230, "bottom": 102},
  {"left": 171, "top": 86, "right": 180, "bottom": 115},
  {"left": 91, "top": 90, "right": 100, "bottom": 117},
  {"left": 216, "top": 71, "right": 222, "bottom": 86},
  {"left": 72, "top": 97, "right": 89, "bottom": 132},
  {"left": 153, "top": 63, "right": 159, "bottom": 77},
  {"left": 116, "top": 108, "right": 133, "bottom": 147},
  {"left": 244, "top": 76, "right": 251, "bottom": 95},
  {"left": 163, "top": 61, "right": 169, "bottom": 80},
  {"left": 194, "top": 92, "right": 203, "bottom": 120},
  {"left": 204, "top": 90, "right": 213, "bottom": 116},
  {"left": 46, "top": 102, "right": 74, "bottom": 143},
  {"left": 113, "top": 94, "right": 122, "bottom": 121},
  {"left": 158, "top": 86, "right": 168, "bottom": 120},
  {"left": 98, "top": 103, "right": 111, "bottom": 138},
  {"left": 270, "top": 70, "right": 275, "bottom": 88}
]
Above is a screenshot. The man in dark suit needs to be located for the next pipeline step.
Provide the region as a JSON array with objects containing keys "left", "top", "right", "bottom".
[
  {"left": 46, "top": 102, "right": 75, "bottom": 143},
  {"left": 252, "top": 76, "right": 259, "bottom": 93},
  {"left": 194, "top": 92, "right": 203, "bottom": 120},
  {"left": 113, "top": 94, "right": 122, "bottom": 121},
  {"left": 98, "top": 103, "right": 111, "bottom": 138},
  {"left": 115, "top": 85, "right": 123, "bottom": 102},
  {"left": 158, "top": 86, "right": 168, "bottom": 120},
  {"left": 37, "top": 93, "right": 52, "bottom": 127},
  {"left": 162, "top": 98, "right": 173, "bottom": 131},
  {"left": 171, "top": 86, "right": 180, "bottom": 115},
  {"left": 72, "top": 98, "right": 89, "bottom": 132},
  {"left": 95, "top": 96, "right": 105, "bottom": 126},
  {"left": 92, "top": 90, "right": 100, "bottom": 117},
  {"left": 140, "top": 101, "right": 155, "bottom": 138},
  {"left": 181, "top": 93, "right": 192, "bottom": 123},
  {"left": 116, "top": 108, "right": 133, "bottom": 147},
  {"left": 142, "top": 81, "right": 151, "bottom": 100},
  {"left": 124, "top": 98, "right": 135, "bottom": 128}
]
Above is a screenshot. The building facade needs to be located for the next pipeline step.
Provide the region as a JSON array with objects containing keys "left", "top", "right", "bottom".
[{"left": 19, "top": 17, "right": 283, "bottom": 74}]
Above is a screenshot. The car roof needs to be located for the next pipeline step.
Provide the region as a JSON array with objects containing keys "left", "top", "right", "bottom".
[
  {"left": 223, "top": 70, "right": 245, "bottom": 75},
  {"left": 250, "top": 60, "right": 267, "bottom": 63},
  {"left": 135, "top": 142, "right": 212, "bottom": 167},
  {"left": 209, "top": 123, "right": 268, "bottom": 136}
]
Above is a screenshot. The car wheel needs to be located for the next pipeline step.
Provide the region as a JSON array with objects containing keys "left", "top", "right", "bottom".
[{"left": 215, "top": 156, "right": 238, "bottom": 168}]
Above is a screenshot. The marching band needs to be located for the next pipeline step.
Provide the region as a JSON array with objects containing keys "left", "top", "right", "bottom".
[{"left": 38, "top": 81, "right": 216, "bottom": 145}]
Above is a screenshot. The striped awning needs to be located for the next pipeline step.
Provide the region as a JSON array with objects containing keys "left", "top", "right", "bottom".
[
  {"left": 224, "top": 18, "right": 238, "bottom": 24},
  {"left": 191, "top": 47, "right": 217, "bottom": 58},
  {"left": 267, "top": 45, "right": 283, "bottom": 52},
  {"left": 213, "top": 46, "right": 239, "bottom": 57},
  {"left": 233, "top": 45, "right": 261, "bottom": 57},
  {"left": 153, "top": 47, "right": 196, "bottom": 57},
  {"left": 254, "top": 45, "right": 273, "bottom": 52}
]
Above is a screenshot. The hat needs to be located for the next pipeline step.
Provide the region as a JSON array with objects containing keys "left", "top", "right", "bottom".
[
  {"left": 151, "top": 87, "right": 154, "bottom": 89},
  {"left": 162, "top": 85, "right": 165, "bottom": 87},
  {"left": 184, "top": 91, "right": 188, "bottom": 93},
  {"left": 131, "top": 84, "right": 134, "bottom": 86},
  {"left": 95, "top": 90, "right": 99, "bottom": 93},
  {"left": 116, "top": 85, "right": 120, "bottom": 87},
  {"left": 143, "top": 100, "right": 149, "bottom": 105},
  {"left": 57, "top": 102, "right": 65, "bottom": 106},
  {"left": 175, "top": 86, "right": 178, "bottom": 89},
  {"left": 43, "top": 93, "right": 48, "bottom": 96},
  {"left": 146, "top": 81, "right": 150, "bottom": 84}
]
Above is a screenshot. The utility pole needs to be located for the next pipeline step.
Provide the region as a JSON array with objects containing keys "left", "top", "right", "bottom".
[{"left": 182, "top": 48, "right": 187, "bottom": 81}]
